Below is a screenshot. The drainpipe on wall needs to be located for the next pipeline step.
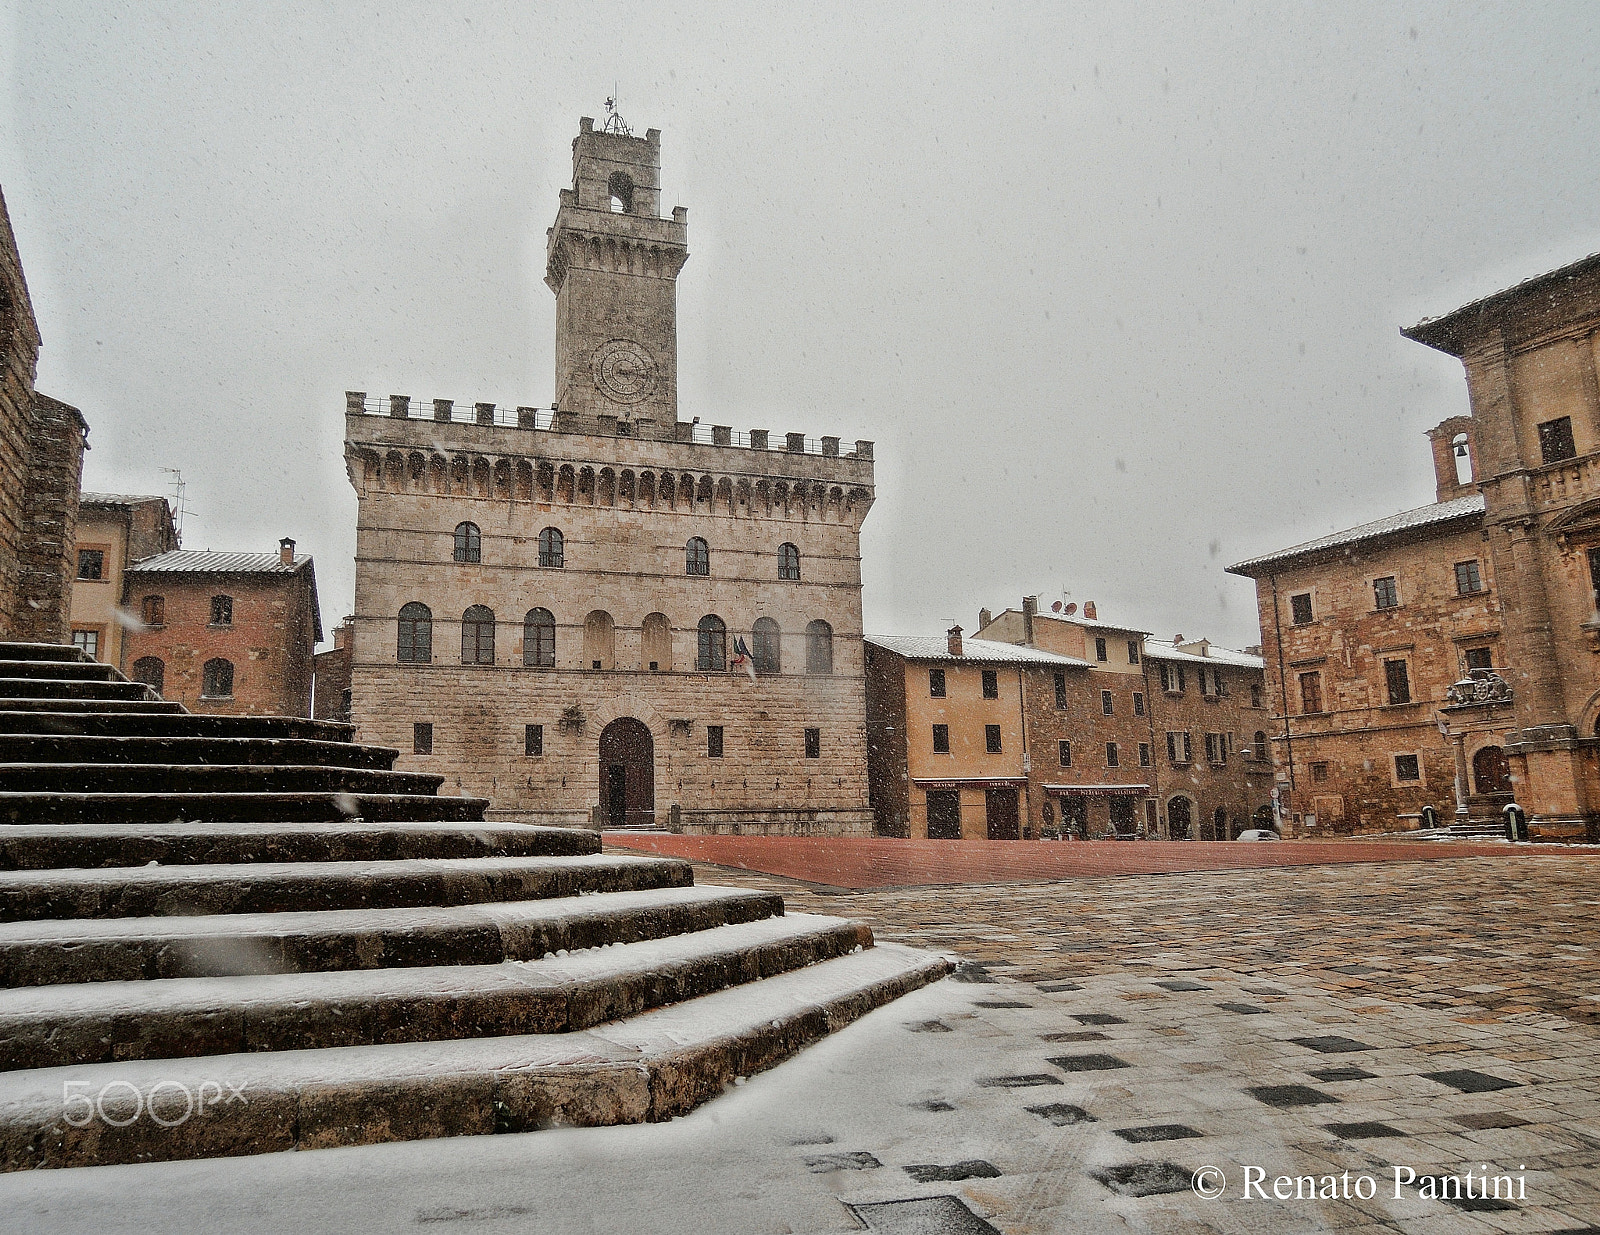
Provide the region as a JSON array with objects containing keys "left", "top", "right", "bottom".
[{"left": 1269, "top": 573, "right": 1297, "bottom": 798}]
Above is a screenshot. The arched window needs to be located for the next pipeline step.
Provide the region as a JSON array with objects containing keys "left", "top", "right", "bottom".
[
  {"left": 642, "top": 612, "right": 673, "bottom": 671},
  {"left": 608, "top": 170, "right": 634, "bottom": 213},
  {"left": 131, "top": 656, "right": 164, "bottom": 695},
  {"left": 461, "top": 605, "right": 495, "bottom": 664},
  {"left": 1253, "top": 730, "right": 1268, "bottom": 759},
  {"left": 752, "top": 617, "right": 781, "bottom": 675},
  {"left": 805, "top": 619, "right": 833, "bottom": 675},
  {"left": 698, "top": 614, "right": 727, "bottom": 671},
  {"left": 538, "top": 527, "right": 564, "bottom": 568},
  {"left": 778, "top": 542, "right": 800, "bottom": 581},
  {"left": 583, "top": 610, "right": 615, "bottom": 669},
  {"left": 685, "top": 537, "right": 709, "bottom": 576},
  {"left": 140, "top": 595, "right": 165, "bottom": 627},
  {"left": 454, "top": 522, "right": 481, "bottom": 563},
  {"left": 201, "top": 658, "right": 234, "bottom": 698},
  {"left": 209, "top": 595, "right": 233, "bottom": 626},
  {"left": 524, "top": 608, "right": 555, "bottom": 667},
  {"left": 397, "top": 602, "right": 433, "bottom": 663}
]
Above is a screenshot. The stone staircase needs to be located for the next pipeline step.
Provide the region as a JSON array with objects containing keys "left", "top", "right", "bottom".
[{"left": 0, "top": 643, "right": 948, "bottom": 1169}]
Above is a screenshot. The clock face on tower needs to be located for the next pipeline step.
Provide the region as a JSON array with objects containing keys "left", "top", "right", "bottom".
[{"left": 591, "top": 339, "right": 657, "bottom": 404}]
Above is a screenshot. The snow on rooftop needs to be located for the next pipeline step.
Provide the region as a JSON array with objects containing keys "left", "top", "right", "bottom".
[
  {"left": 1226, "top": 494, "right": 1485, "bottom": 575},
  {"left": 1141, "top": 637, "right": 1264, "bottom": 669},
  {"left": 865, "top": 635, "right": 1090, "bottom": 667},
  {"left": 126, "top": 549, "right": 312, "bottom": 575}
]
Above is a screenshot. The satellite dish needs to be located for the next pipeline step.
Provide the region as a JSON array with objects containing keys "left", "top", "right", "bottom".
[
  {"left": 1051, "top": 601, "right": 1062, "bottom": 613},
  {"left": 1063, "top": 603, "right": 1078, "bottom": 616}
]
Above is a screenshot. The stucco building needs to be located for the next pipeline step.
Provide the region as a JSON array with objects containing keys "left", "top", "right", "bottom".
[
  {"left": 0, "top": 184, "right": 87, "bottom": 643},
  {"left": 866, "top": 602, "right": 1272, "bottom": 841},
  {"left": 69, "top": 493, "right": 179, "bottom": 666},
  {"left": 119, "top": 540, "right": 322, "bottom": 716},
  {"left": 344, "top": 117, "right": 875, "bottom": 833}
]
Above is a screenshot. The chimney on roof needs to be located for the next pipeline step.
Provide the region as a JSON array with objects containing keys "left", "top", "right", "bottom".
[
  {"left": 1022, "top": 595, "right": 1037, "bottom": 645},
  {"left": 279, "top": 538, "right": 296, "bottom": 566},
  {"left": 1083, "top": 601, "right": 1097, "bottom": 620},
  {"left": 947, "top": 625, "right": 963, "bottom": 656},
  {"left": 1174, "top": 633, "right": 1184, "bottom": 645},
  {"left": 978, "top": 607, "right": 992, "bottom": 632}
]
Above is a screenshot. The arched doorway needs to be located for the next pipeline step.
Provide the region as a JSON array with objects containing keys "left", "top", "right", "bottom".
[
  {"left": 1472, "top": 745, "right": 1512, "bottom": 795},
  {"left": 598, "top": 718, "right": 654, "bottom": 828},
  {"left": 1168, "top": 796, "right": 1192, "bottom": 840}
]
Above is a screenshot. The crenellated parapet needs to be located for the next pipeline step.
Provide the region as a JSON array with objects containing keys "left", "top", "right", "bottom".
[{"left": 344, "top": 392, "right": 874, "bottom": 525}]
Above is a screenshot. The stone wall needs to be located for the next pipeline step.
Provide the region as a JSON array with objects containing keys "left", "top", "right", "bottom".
[{"left": 13, "top": 393, "right": 86, "bottom": 644}]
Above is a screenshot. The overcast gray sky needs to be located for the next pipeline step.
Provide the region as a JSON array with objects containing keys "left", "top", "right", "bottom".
[{"left": 4, "top": 2, "right": 1597, "bottom": 649}]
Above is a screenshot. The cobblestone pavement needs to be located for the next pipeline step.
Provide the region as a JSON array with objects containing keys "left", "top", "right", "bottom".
[{"left": 657, "top": 851, "right": 1600, "bottom": 1231}]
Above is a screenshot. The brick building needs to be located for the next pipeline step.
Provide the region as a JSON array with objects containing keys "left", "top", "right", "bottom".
[
  {"left": 344, "top": 117, "right": 875, "bottom": 833},
  {"left": 1227, "top": 427, "right": 1507, "bottom": 837},
  {"left": 1401, "top": 256, "right": 1600, "bottom": 840},
  {"left": 312, "top": 616, "right": 354, "bottom": 722},
  {"left": 866, "top": 601, "right": 1272, "bottom": 840},
  {"left": 69, "top": 493, "right": 179, "bottom": 665},
  {"left": 0, "top": 184, "right": 88, "bottom": 643},
  {"left": 119, "top": 540, "right": 322, "bottom": 716}
]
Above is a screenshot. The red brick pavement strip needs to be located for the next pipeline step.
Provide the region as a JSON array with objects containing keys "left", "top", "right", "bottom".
[{"left": 600, "top": 832, "right": 1569, "bottom": 889}]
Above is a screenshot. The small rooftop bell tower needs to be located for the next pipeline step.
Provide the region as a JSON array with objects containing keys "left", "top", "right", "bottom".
[{"left": 545, "top": 107, "right": 689, "bottom": 434}]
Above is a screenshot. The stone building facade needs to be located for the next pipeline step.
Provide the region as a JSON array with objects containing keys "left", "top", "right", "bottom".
[
  {"left": 69, "top": 493, "right": 179, "bottom": 666},
  {"left": 344, "top": 118, "right": 875, "bottom": 834},
  {"left": 0, "top": 185, "right": 88, "bottom": 644},
  {"left": 1228, "top": 429, "right": 1508, "bottom": 837},
  {"left": 1402, "top": 256, "right": 1600, "bottom": 840},
  {"left": 119, "top": 541, "right": 322, "bottom": 716},
  {"left": 865, "top": 602, "right": 1272, "bottom": 841},
  {"left": 312, "top": 616, "right": 354, "bottom": 722}
]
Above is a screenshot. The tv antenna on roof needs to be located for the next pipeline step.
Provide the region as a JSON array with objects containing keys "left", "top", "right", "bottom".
[
  {"left": 602, "top": 90, "right": 631, "bottom": 136},
  {"left": 159, "top": 467, "right": 192, "bottom": 543}
]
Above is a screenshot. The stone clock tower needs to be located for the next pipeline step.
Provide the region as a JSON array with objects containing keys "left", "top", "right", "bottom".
[{"left": 545, "top": 116, "right": 689, "bottom": 433}]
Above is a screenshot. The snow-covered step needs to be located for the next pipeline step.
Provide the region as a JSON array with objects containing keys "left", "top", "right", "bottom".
[
  {"left": 0, "top": 942, "right": 949, "bottom": 1169},
  {"left": 0, "top": 697, "right": 186, "bottom": 715},
  {"left": 0, "top": 883, "right": 784, "bottom": 986},
  {"left": 0, "top": 643, "right": 92, "bottom": 663},
  {"left": 0, "top": 820, "right": 598, "bottom": 871},
  {"left": 0, "top": 762, "right": 446, "bottom": 795},
  {"left": 0, "top": 913, "right": 871, "bottom": 1069},
  {"left": 0, "top": 852, "right": 690, "bottom": 922},
  {"left": 0, "top": 659, "right": 122, "bottom": 681},
  {"left": 0, "top": 790, "right": 491, "bottom": 826},
  {"left": 0, "top": 677, "right": 154, "bottom": 701},
  {"left": 0, "top": 709, "right": 353, "bottom": 740},
  {"left": 0, "top": 734, "right": 401, "bottom": 770}
]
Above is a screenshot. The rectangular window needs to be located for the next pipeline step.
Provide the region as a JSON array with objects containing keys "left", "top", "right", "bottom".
[
  {"left": 1100, "top": 690, "right": 1113, "bottom": 716},
  {"left": 1455, "top": 560, "right": 1482, "bottom": 595},
  {"left": 70, "top": 629, "right": 99, "bottom": 660},
  {"left": 932, "top": 723, "right": 950, "bottom": 754},
  {"left": 1384, "top": 658, "right": 1411, "bottom": 705},
  {"left": 1199, "top": 669, "right": 1212, "bottom": 697},
  {"left": 1105, "top": 742, "right": 1119, "bottom": 768},
  {"left": 413, "top": 723, "right": 433, "bottom": 755},
  {"left": 75, "top": 549, "right": 104, "bottom": 581},
  {"left": 1127, "top": 640, "right": 1140, "bottom": 664},
  {"left": 1394, "top": 753, "right": 1421, "bottom": 782},
  {"left": 210, "top": 595, "right": 233, "bottom": 626},
  {"left": 1166, "top": 731, "right": 1192, "bottom": 765},
  {"left": 1464, "top": 647, "right": 1493, "bottom": 672},
  {"left": 1311, "top": 760, "right": 1329, "bottom": 783},
  {"left": 707, "top": 725, "right": 725, "bottom": 758},
  {"left": 1053, "top": 672, "right": 1067, "bottom": 709},
  {"left": 1290, "top": 592, "right": 1314, "bottom": 625},
  {"left": 1539, "top": 415, "right": 1576, "bottom": 464},
  {"left": 929, "top": 668, "right": 946, "bottom": 698},
  {"left": 984, "top": 724, "right": 1002, "bottom": 754},
  {"left": 1250, "top": 683, "right": 1263, "bottom": 708},
  {"left": 1373, "top": 576, "right": 1399, "bottom": 610},
  {"left": 1058, "top": 740, "right": 1071, "bottom": 767},
  {"left": 1205, "top": 732, "right": 1227, "bottom": 765},
  {"left": 1591, "top": 547, "right": 1600, "bottom": 610},
  {"left": 1138, "top": 742, "right": 1151, "bottom": 768},
  {"left": 1214, "top": 670, "right": 1227, "bottom": 697},
  {"left": 1299, "top": 671, "right": 1323, "bottom": 715},
  {"left": 1159, "top": 663, "right": 1186, "bottom": 694},
  {"left": 1095, "top": 637, "right": 1108, "bottom": 662},
  {"left": 981, "top": 669, "right": 998, "bottom": 699},
  {"left": 1132, "top": 691, "right": 1145, "bottom": 716},
  {"left": 524, "top": 723, "right": 543, "bottom": 756},
  {"left": 804, "top": 727, "right": 821, "bottom": 759}
]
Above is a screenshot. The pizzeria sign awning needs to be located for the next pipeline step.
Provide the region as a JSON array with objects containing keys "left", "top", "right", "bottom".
[{"left": 1044, "top": 783, "right": 1151, "bottom": 797}]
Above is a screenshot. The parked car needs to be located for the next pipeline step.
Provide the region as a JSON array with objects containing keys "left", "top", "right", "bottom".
[{"left": 1235, "top": 828, "right": 1280, "bottom": 841}]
